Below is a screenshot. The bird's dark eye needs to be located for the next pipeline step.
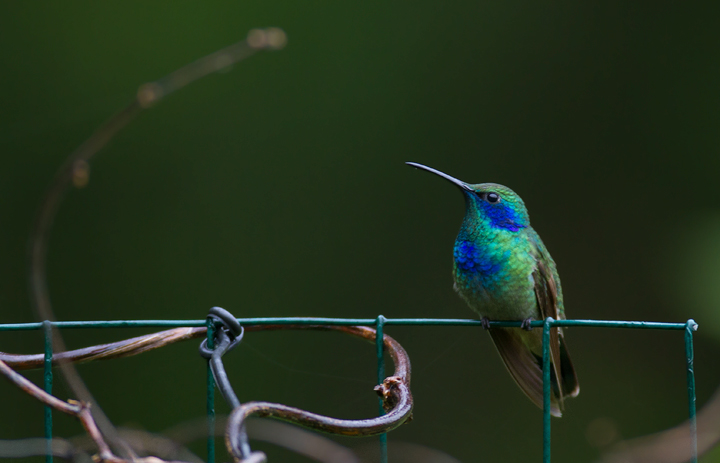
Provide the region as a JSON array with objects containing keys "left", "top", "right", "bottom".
[{"left": 486, "top": 192, "right": 500, "bottom": 203}]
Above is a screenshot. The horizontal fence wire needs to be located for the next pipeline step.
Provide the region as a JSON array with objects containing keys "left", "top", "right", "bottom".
[
  {"left": 0, "top": 317, "right": 698, "bottom": 463},
  {"left": 0, "top": 318, "right": 694, "bottom": 330}
]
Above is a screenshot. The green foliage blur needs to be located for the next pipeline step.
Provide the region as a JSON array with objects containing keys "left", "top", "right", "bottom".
[{"left": 1, "top": 1, "right": 720, "bottom": 462}]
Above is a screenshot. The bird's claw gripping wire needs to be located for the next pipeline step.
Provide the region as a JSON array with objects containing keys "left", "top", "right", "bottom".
[
  {"left": 521, "top": 317, "right": 534, "bottom": 331},
  {"left": 481, "top": 317, "right": 491, "bottom": 330}
]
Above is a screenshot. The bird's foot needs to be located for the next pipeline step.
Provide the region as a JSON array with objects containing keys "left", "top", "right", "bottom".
[
  {"left": 521, "top": 317, "right": 534, "bottom": 331},
  {"left": 481, "top": 317, "right": 491, "bottom": 330}
]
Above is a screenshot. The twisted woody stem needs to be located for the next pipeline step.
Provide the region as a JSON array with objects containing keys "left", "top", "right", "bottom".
[{"left": 0, "top": 323, "right": 413, "bottom": 463}]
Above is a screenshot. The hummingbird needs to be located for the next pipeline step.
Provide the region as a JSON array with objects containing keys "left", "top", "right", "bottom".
[{"left": 407, "top": 162, "right": 579, "bottom": 417}]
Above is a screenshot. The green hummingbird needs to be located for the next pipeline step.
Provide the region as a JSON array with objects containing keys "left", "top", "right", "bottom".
[{"left": 407, "top": 162, "right": 579, "bottom": 416}]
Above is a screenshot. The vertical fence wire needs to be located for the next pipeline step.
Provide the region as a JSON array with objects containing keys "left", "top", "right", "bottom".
[
  {"left": 375, "top": 315, "right": 388, "bottom": 463},
  {"left": 42, "top": 320, "right": 53, "bottom": 463},
  {"left": 206, "top": 318, "right": 216, "bottom": 463},
  {"left": 685, "top": 319, "right": 698, "bottom": 463},
  {"left": 542, "top": 318, "right": 552, "bottom": 463}
]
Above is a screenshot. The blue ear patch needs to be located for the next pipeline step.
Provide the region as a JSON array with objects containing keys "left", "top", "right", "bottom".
[
  {"left": 479, "top": 200, "right": 525, "bottom": 232},
  {"left": 454, "top": 241, "right": 501, "bottom": 274}
]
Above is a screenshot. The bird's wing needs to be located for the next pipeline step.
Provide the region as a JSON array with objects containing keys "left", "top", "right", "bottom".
[
  {"left": 532, "top": 254, "right": 565, "bottom": 406},
  {"left": 529, "top": 230, "right": 580, "bottom": 402},
  {"left": 529, "top": 231, "right": 565, "bottom": 319}
]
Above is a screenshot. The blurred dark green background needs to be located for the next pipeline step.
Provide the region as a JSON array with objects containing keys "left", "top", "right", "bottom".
[{"left": 2, "top": 1, "right": 720, "bottom": 462}]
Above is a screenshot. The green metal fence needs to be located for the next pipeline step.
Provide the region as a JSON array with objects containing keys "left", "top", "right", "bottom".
[{"left": 0, "top": 316, "right": 699, "bottom": 463}]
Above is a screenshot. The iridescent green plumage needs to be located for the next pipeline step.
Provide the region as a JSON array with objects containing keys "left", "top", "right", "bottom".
[{"left": 408, "top": 162, "right": 579, "bottom": 416}]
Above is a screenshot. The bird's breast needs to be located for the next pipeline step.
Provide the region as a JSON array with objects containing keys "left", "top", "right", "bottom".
[
  {"left": 453, "top": 240, "right": 507, "bottom": 275},
  {"left": 452, "top": 236, "right": 538, "bottom": 319}
]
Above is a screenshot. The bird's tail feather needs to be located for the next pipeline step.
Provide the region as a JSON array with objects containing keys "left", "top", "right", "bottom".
[
  {"left": 558, "top": 334, "right": 580, "bottom": 398},
  {"left": 489, "top": 327, "right": 578, "bottom": 417}
]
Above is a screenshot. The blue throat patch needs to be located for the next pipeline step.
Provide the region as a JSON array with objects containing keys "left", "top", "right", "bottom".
[{"left": 479, "top": 200, "right": 525, "bottom": 232}]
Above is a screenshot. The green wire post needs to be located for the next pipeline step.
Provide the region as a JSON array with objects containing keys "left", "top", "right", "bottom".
[
  {"left": 206, "top": 318, "right": 216, "bottom": 463},
  {"left": 43, "top": 321, "right": 53, "bottom": 463},
  {"left": 376, "top": 315, "right": 388, "bottom": 463},
  {"left": 685, "top": 319, "right": 698, "bottom": 463},
  {"left": 542, "top": 318, "right": 553, "bottom": 463}
]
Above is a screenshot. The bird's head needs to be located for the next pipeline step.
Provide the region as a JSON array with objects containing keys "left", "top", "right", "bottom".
[{"left": 406, "top": 162, "right": 530, "bottom": 232}]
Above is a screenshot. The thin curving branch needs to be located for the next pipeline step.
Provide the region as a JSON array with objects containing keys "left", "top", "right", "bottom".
[
  {"left": 28, "top": 27, "right": 287, "bottom": 326},
  {"left": 24, "top": 28, "right": 286, "bottom": 459},
  {"left": 1, "top": 327, "right": 206, "bottom": 370},
  {"left": 0, "top": 358, "right": 122, "bottom": 462}
]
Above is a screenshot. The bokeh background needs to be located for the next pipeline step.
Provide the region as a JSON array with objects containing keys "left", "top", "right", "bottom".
[{"left": 2, "top": 1, "right": 720, "bottom": 462}]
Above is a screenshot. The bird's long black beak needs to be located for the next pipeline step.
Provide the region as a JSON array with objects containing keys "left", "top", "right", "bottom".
[{"left": 405, "top": 162, "right": 473, "bottom": 192}]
